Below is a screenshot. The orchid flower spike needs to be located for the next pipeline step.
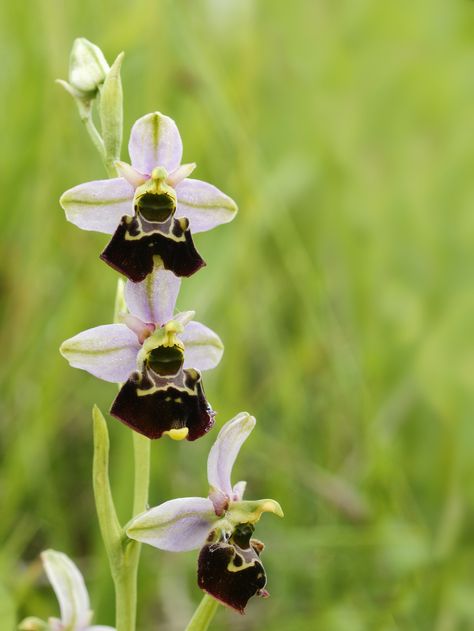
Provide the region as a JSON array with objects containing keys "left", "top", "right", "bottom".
[
  {"left": 127, "top": 413, "right": 283, "bottom": 613},
  {"left": 18, "top": 550, "right": 114, "bottom": 631},
  {"left": 60, "top": 268, "right": 223, "bottom": 441},
  {"left": 60, "top": 112, "right": 238, "bottom": 282}
]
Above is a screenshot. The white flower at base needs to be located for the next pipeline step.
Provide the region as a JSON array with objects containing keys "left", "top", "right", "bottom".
[{"left": 18, "top": 550, "right": 115, "bottom": 631}]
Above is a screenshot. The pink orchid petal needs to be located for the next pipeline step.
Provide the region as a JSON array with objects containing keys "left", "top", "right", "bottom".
[
  {"left": 232, "top": 480, "right": 247, "bottom": 501},
  {"left": 129, "top": 112, "right": 183, "bottom": 174},
  {"left": 127, "top": 497, "right": 216, "bottom": 552},
  {"left": 175, "top": 178, "right": 237, "bottom": 233},
  {"left": 167, "top": 162, "right": 196, "bottom": 187},
  {"left": 115, "top": 161, "right": 148, "bottom": 188},
  {"left": 60, "top": 178, "right": 134, "bottom": 234},
  {"left": 180, "top": 321, "right": 223, "bottom": 372},
  {"left": 122, "top": 314, "right": 155, "bottom": 344},
  {"left": 207, "top": 413, "right": 256, "bottom": 496},
  {"left": 124, "top": 268, "right": 181, "bottom": 325},
  {"left": 60, "top": 324, "right": 140, "bottom": 383}
]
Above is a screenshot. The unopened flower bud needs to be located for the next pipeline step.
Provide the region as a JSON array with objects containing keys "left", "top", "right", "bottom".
[
  {"left": 18, "top": 617, "right": 48, "bottom": 631},
  {"left": 69, "top": 38, "right": 110, "bottom": 96}
]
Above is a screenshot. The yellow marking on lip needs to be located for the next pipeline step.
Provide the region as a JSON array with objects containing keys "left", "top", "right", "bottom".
[
  {"left": 164, "top": 427, "right": 189, "bottom": 441},
  {"left": 227, "top": 556, "right": 258, "bottom": 573}
]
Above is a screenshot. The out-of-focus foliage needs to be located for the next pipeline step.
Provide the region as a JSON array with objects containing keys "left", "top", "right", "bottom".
[{"left": 1, "top": 0, "right": 474, "bottom": 629}]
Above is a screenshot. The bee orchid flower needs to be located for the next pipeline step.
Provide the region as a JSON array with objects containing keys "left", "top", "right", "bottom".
[
  {"left": 19, "top": 550, "right": 115, "bottom": 631},
  {"left": 60, "top": 268, "right": 223, "bottom": 441},
  {"left": 126, "top": 413, "right": 283, "bottom": 613},
  {"left": 60, "top": 112, "right": 238, "bottom": 281}
]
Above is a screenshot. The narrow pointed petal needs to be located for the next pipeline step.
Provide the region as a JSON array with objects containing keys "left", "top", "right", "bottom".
[
  {"left": 207, "top": 413, "right": 255, "bottom": 496},
  {"left": 208, "top": 486, "right": 229, "bottom": 516},
  {"left": 122, "top": 314, "right": 154, "bottom": 344},
  {"left": 167, "top": 162, "right": 196, "bottom": 187},
  {"left": 180, "top": 321, "right": 224, "bottom": 371},
  {"left": 41, "top": 550, "right": 92, "bottom": 629},
  {"left": 129, "top": 112, "right": 183, "bottom": 174},
  {"left": 60, "top": 324, "right": 139, "bottom": 383},
  {"left": 115, "top": 161, "right": 148, "bottom": 188},
  {"left": 124, "top": 268, "right": 181, "bottom": 324},
  {"left": 175, "top": 179, "right": 238, "bottom": 233},
  {"left": 232, "top": 481, "right": 247, "bottom": 501},
  {"left": 127, "top": 497, "right": 216, "bottom": 551},
  {"left": 60, "top": 178, "right": 134, "bottom": 234},
  {"left": 173, "top": 310, "right": 195, "bottom": 327}
]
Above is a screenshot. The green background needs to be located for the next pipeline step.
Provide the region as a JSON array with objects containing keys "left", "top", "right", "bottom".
[{"left": 1, "top": 0, "right": 474, "bottom": 629}]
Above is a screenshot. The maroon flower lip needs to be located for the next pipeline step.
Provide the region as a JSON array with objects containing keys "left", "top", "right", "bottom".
[
  {"left": 100, "top": 213, "right": 205, "bottom": 282},
  {"left": 110, "top": 366, "right": 215, "bottom": 441},
  {"left": 198, "top": 524, "right": 268, "bottom": 614}
]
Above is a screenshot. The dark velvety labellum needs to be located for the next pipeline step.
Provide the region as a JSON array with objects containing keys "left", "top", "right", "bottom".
[
  {"left": 198, "top": 540, "right": 267, "bottom": 614},
  {"left": 110, "top": 368, "right": 215, "bottom": 440},
  {"left": 100, "top": 215, "right": 205, "bottom": 282}
]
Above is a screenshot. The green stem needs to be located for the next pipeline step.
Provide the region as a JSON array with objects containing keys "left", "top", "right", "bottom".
[
  {"left": 111, "top": 287, "right": 151, "bottom": 631},
  {"left": 185, "top": 594, "right": 220, "bottom": 631},
  {"left": 132, "top": 432, "right": 151, "bottom": 516},
  {"left": 93, "top": 405, "right": 142, "bottom": 631},
  {"left": 113, "top": 278, "right": 126, "bottom": 322},
  {"left": 79, "top": 107, "right": 117, "bottom": 178},
  {"left": 83, "top": 115, "right": 106, "bottom": 162},
  {"left": 93, "top": 383, "right": 151, "bottom": 631},
  {"left": 113, "top": 541, "right": 141, "bottom": 631},
  {"left": 112, "top": 433, "right": 150, "bottom": 631}
]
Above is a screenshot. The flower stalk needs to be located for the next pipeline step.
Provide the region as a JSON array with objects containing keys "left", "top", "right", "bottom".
[{"left": 185, "top": 594, "right": 220, "bottom": 631}]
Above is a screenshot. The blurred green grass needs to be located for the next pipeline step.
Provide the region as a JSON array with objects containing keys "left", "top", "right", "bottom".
[{"left": 1, "top": 0, "right": 474, "bottom": 629}]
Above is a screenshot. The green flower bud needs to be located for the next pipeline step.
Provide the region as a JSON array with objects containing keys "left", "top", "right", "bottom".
[
  {"left": 18, "top": 618, "right": 48, "bottom": 631},
  {"left": 68, "top": 37, "right": 110, "bottom": 97}
]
